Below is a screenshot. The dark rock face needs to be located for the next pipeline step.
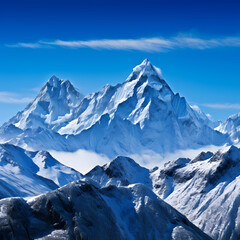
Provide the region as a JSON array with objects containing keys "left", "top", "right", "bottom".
[
  {"left": 191, "top": 151, "right": 214, "bottom": 163},
  {"left": 0, "top": 182, "right": 122, "bottom": 240},
  {"left": 0, "top": 198, "right": 32, "bottom": 240},
  {"left": 0, "top": 180, "right": 211, "bottom": 240}
]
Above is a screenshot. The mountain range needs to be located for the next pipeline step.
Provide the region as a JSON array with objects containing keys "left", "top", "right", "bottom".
[
  {"left": 0, "top": 59, "right": 228, "bottom": 158},
  {"left": 1, "top": 145, "right": 240, "bottom": 239},
  {"left": 1, "top": 59, "right": 240, "bottom": 239}
]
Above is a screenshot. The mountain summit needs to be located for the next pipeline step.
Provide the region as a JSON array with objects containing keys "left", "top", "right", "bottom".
[
  {"left": 129, "top": 58, "right": 163, "bottom": 78},
  {"left": 5, "top": 75, "right": 83, "bottom": 131},
  {"left": 126, "top": 59, "right": 170, "bottom": 92},
  {"left": 0, "top": 60, "right": 226, "bottom": 157}
]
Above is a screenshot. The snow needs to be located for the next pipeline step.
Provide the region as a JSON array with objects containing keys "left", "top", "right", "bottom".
[
  {"left": 0, "top": 59, "right": 227, "bottom": 160},
  {"left": 151, "top": 145, "right": 240, "bottom": 240},
  {"left": 0, "top": 58, "right": 239, "bottom": 239},
  {"left": 0, "top": 180, "right": 211, "bottom": 240},
  {"left": 0, "top": 141, "right": 239, "bottom": 239},
  {"left": 30, "top": 150, "right": 82, "bottom": 186},
  {"left": 6, "top": 75, "right": 84, "bottom": 132},
  {"left": 84, "top": 156, "right": 152, "bottom": 188},
  {"left": 0, "top": 143, "right": 82, "bottom": 199},
  {"left": 132, "top": 58, "right": 162, "bottom": 79},
  {"left": 75, "top": 145, "right": 240, "bottom": 239},
  {"left": 217, "top": 113, "right": 240, "bottom": 144}
]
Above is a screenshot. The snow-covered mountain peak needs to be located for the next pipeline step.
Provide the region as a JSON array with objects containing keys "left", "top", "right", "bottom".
[
  {"left": 132, "top": 58, "right": 162, "bottom": 77},
  {"left": 132, "top": 58, "right": 153, "bottom": 72},
  {"left": 127, "top": 59, "right": 166, "bottom": 91},
  {"left": 42, "top": 75, "right": 80, "bottom": 99},
  {"left": 122, "top": 60, "right": 169, "bottom": 98},
  {"left": 0, "top": 61, "right": 226, "bottom": 156},
  {"left": 150, "top": 145, "right": 240, "bottom": 240},
  {"left": 105, "top": 156, "right": 140, "bottom": 171},
  {"left": 224, "top": 145, "right": 240, "bottom": 162},
  {"left": 46, "top": 75, "right": 63, "bottom": 87},
  {"left": 191, "top": 151, "right": 214, "bottom": 163},
  {"left": 216, "top": 112, "right": 240, "bottom": 144},
  {"left": 103, "top": 156, "right": 149, "bottom": 180},
  {"left": 5, "top": 75, "right": 84, "bottom": 131},
  {"left": 0, "top": 143, "right": 82, "bottom": 198},
  {"left": 85, "top": 156, "right": 151, "bottom": 188}
]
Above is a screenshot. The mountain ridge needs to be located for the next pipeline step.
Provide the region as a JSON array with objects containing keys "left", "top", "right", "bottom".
[
  {"left": 0, "top": 143, "right": 82, "bottom": 199},
  {"left": 0, "top": 180, "right": 212, "bottom": 240},
  {"left": 0, "top": 59, "right": 227, "bottom": 158}
]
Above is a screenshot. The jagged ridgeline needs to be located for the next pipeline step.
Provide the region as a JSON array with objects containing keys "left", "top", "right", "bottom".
[{"left": 0, "top": 59, "right": 227, "bottom": 157}]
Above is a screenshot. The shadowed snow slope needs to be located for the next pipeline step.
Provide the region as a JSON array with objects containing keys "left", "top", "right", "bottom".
[
  {"left": 0, "top": 143, "right": 82, "bottom": 198},
  {"left": 0, "top": 180, "right": 211, "bottom": 240},
  {"left": 0, "top": 59, "right": 226, "bottom": 158}
]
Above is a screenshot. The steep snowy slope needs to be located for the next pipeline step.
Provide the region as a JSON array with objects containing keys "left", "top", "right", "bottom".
[
  {"left": 216, "top": 113, "right": 240, "bottom": 143},
  {"left": 151, "top": 145, "right": 240, "bottom": 240},
  {"left": 63, "top": 59, "right": 225, "bottom": 157},
  {"left": 0, "top": 143, "right": 82, "bottom": 198},
  {"left": 0, "top": 59, "right": 226, "bottom": 157},
  {"left": 0, "top": 180, "right": 211, "bottom": 240},
  {"left": 0, "top": 144, "right": 58, "bottom": 198}
]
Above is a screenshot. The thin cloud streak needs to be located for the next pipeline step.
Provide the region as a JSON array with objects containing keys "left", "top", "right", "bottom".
[
  {"left": 7, "top": 42, "right": 45, "bottom": 48},
  {"left": 7, "top": 36, "right": 240, "bottom": 52},
  {"left": 202, "top": 103, "right": 240, "bottom": 110},
  {"left": 0, "top": 92, "right": 33, "bottom": 104},
  {"left": 40, "top": 38, "right": 174, "bottom": 51}
]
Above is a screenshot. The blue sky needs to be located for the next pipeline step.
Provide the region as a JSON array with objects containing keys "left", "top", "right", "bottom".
[{"left": 0, "top": 0, "right": 240, "bottom": 124}]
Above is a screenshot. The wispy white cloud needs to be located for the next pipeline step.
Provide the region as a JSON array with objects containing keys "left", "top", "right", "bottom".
[
  {"left": 202, "top": 103, "right": 240, "bottom": 110},
  {"left": 6, "top": 42, "right": 45, "bottom": 49},
  {"left": 39, "top": 38, "right": 174, "bottom": 51},
  {"left": 0, "top": 92, "right": 33, "bottom": 104},
  {"left": 6, "top": 36, "right": 240, "bottom": 52}
]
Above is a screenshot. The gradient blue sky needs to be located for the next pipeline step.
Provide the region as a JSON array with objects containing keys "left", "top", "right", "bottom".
[{"left": 0, "top": 0, "right": 240, "bottom": 124}]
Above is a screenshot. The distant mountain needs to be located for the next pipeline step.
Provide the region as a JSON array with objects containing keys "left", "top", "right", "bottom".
[
  {"left": 216, "top": 113, "right": 240, "bottom": 144},
  {"left": 6, "top": 75, "right": 84, "bottom": 131},
  {"left": 0, "top": 59, "right": 226, "bottom": 158},
  {"left": 0, "top": 180, "right": 212, "bottom": 240},
  {"left": 0, "top": 143, "right": 82, "bottom": 198}
]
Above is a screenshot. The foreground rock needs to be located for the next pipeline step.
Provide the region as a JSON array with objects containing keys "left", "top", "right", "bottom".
[{"left": 0, "top": 180, "right": 211, "bottom": 240}]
